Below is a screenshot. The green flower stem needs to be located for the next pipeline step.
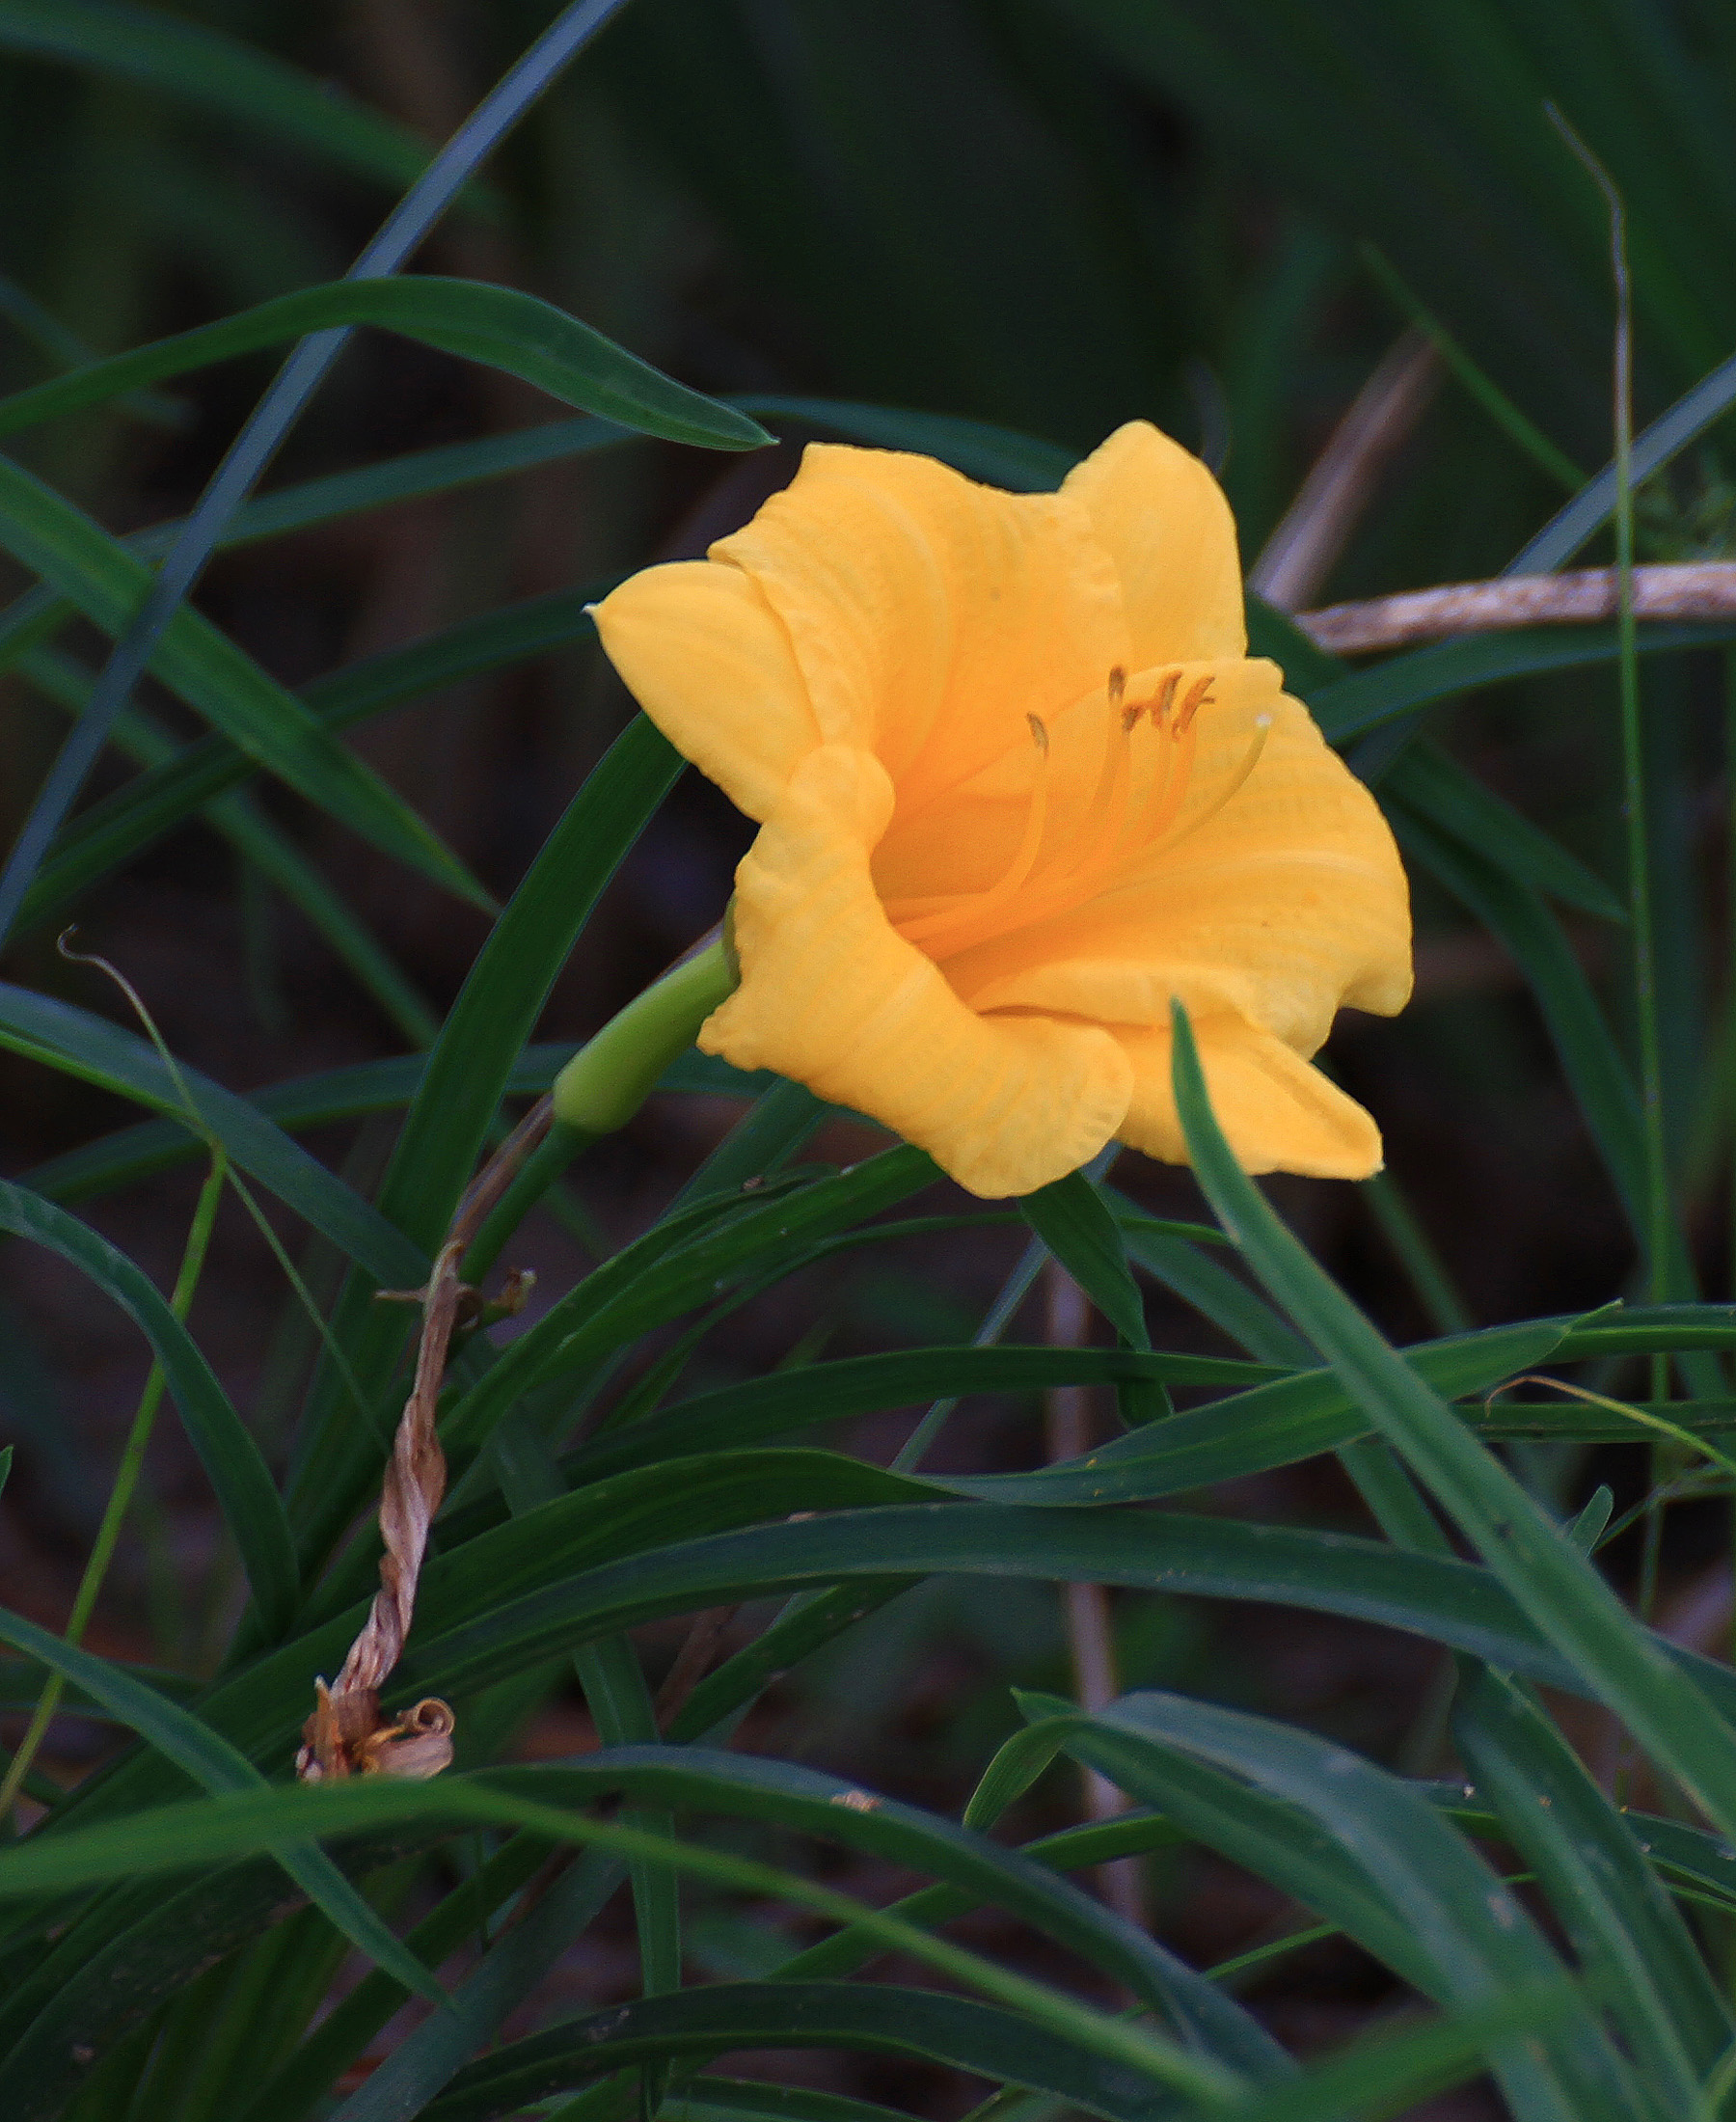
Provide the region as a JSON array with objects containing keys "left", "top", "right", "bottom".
[
  {"left": 462, "top": 938, "right": 738, "bottom": 1286},
  {"left": 554, "top": 937, "right": 736, "bottom": 1134},
  {"left": 0, "top": 1152, "right": 227, "bottom": 1822}
]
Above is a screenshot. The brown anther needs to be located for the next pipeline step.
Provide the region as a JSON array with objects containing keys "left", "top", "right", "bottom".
[
  {"left": 1121, "top": 702, "right": 1145, "bottom": 733},
  {"left": 1153, "top": 670, "right": 1181, "bottom": 724},
  {"left": 1107, "top": 665, "right": 1126, "bottom": 705},
  {"left": 1026, "top": 712, "right": 1049, "bottom": 754},
  {"left": 1174, "top": 675, "right": 1214, "bottom": 735}
]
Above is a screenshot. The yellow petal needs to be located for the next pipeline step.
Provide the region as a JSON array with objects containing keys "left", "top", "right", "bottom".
[
  {"left": 1062, "top": 422, "right": 1246, "bottom": 667},
  {"left": 943, "top": 682, "right": 1412, "bottom": 1052},
  {"left": 713, "top": 444, "right": 1129, "bottom": 820},
  {"left": 590, "top": 559, "right": 821, "bottom": 823},
  {"left": 1114, "top": 1015, "right": 1384, "bottom": 1179},
  {"left": 701, "top": 745, "right": 1133, "bottom": 1198}
]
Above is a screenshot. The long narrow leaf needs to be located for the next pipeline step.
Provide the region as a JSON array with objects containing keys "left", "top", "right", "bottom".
[
  {"left": 1168, "top": 1000, "right": 1736, "bottom": 1840},
  {"left": 0, "top": 278, "right": 770, "bottom": 452},
  {"left": 0, "top": 1183, "right": 296, "bottom": 1636}
]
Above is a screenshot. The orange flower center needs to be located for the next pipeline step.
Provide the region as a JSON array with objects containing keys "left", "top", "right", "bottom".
[{"left": 882, "top": 667, "right": 1270, "bottom": 962}]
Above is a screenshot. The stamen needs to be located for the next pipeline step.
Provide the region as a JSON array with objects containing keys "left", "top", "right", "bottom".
[
  {"left": 1152, "top": 671, "right": 1181, "bottom": 726},
  {"left": 1107, "top": 665, "right": 1126, "bottom": 707},
  {"left": 1026, "top": 712, "right": 1049, "bottom": 754},
  {"left": 1146, "top": 711, "right": 1272, "bottom": 859},
  {"left": 1174, "top": 675, "right": 1213, "bottom": 735}
]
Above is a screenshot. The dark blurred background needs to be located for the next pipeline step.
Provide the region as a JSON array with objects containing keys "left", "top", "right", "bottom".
[{"left": 6, "top": 2, "right": 1736, "bottom": 2108}]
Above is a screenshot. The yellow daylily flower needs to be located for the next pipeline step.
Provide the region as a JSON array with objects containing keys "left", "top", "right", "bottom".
[{"left": 592, "top": 422, "right": 1412, "bottom": 1199}]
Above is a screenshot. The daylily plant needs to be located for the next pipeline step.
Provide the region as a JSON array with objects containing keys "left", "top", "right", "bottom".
[{"left": 591, "top": 422, "right": 1412, "bottom": 1198}]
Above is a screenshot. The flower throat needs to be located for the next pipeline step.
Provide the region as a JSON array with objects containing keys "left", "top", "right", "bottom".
[{"left": 884, "top": 665, "right": 1271, "bottom": 961}]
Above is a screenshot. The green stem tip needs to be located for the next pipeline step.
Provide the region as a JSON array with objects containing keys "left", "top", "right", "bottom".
[{"left": 552, "top": 933, "right": 737, "bottom": 1135}]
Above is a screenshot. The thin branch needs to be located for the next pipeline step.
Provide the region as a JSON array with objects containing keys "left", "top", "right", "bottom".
[
  {"left": 1297, "top": 560, "right": 1736, "bottom": 653},
  {"left": 1043, "top": 1261, "right": 1143, "bottom": 1930}
]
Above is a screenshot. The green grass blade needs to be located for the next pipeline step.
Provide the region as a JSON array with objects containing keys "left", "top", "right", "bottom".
[
  {"left": 548, "top": 1347, "right": 1279, "bottom": 1494},
  {"left": 0, "top": 983, "right": 427, "bottom": 1286},
  {"left": 0, "top": 278, "right": 770, "bottom": 452},
  {"left": 1033, "top": 1693, "right": 1634, "bottom": 2121},
  {"left": 0, "top": 1776, "right": 1243, "bottom": 2111},
  {"left": 19, "top": 646, "right": 439, "bottom": 1045},
  {"left": 1020, "top": 1170, "right": 1151, "bottom": 1349},
  {"left": 734, "top": 395, "right": 1076, "bottom": 487},
  {"left": 1383, "top": 740, "right": 1625, "bottom": 922},
  {"left": 0, "top": 1183, "right": 296, "bottom": 1638},
  {"left": 1110, "top": 1191, "right": 1313, "bottom": 1364},
  {"left": 0, "top": 1607, "right": 441, "bottom": 2009},
  {"left": 1389, "top": 801, "right": 1647, "bottom": 1226},
  {"left": 1453, "top": 1666, "right": 1731, "bottom": 2099},
  {"left": 17, "top": 586, "right": 610, "bottom": 935},
  {"left": 285, "top": 716, "right": 682, "bottom": 1571},
  {"left": 1309, "top": 621, "right": 1736, "bottom": 748},
  {"left": 0, "top": 453, "right": 490, "bottom": 910},
  {"left": 1167, "top": 999, "right": 1736, "bottom": 1841},
  {"left": 1511, "top": 342, "right": 1736, "bottom": 575},
  {"left": 0, "top": 0, "right": 485, "bottom": 203},
  {"left": 418, "top": 1985, "right": 1188, "bottom": 2122}
]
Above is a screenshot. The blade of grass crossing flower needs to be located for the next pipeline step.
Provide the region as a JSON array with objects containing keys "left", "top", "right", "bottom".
[
  {"left": 0, "top": 1183, "right": 296, "bottom": 1637},
  {"left": 0, "top": 278, "right": 771, "bottom": 451},
  {"left": 1451, "top": 1666, "right": 1732, "bottom": 2099},
  {"left": 1168, "top": 999, "right": 1736, "bottom": 1839},
  {"left": 0, "top": 1610, "right": 442, "bottom": 2011},
  {"left": 0, "top": 456, "right": 490, "bottom": 910}
]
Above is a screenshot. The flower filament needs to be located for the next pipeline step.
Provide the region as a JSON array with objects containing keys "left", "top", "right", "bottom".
[{"left": 886, "top": 666, "right": 1266, "bottom": 960}]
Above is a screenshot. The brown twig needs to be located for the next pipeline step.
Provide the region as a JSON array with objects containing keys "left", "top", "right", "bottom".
[
  {"left": 1249, "top": 330, "right": 1441, "bottom": 613},
  {"left": 296, "top": 1100, "right": 556, "bottom": 1782},
  {"left": 655, "top": 1605, "right": 744, "bottom": 1731},
  {"left": 1295, "top": 560, "right": 1736, "bottom": 654},
  {"left": 1044, "top": 1262, "right": 1143, "bottom": 1930}
]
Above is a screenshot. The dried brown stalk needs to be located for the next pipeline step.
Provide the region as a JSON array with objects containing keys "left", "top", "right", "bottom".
[
  {"left": 1249, "top": 329, "right": 1441, "bottom": 613},
  {"left": 1043, "top": 1261, "right": 1143, "bottom": 1929},
  {"left": 297, "top": 1098, "right": 555, "bottom": 1782},
  {"left": 1296, "top": 559, "right": 1736, "bottom": 654}
]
